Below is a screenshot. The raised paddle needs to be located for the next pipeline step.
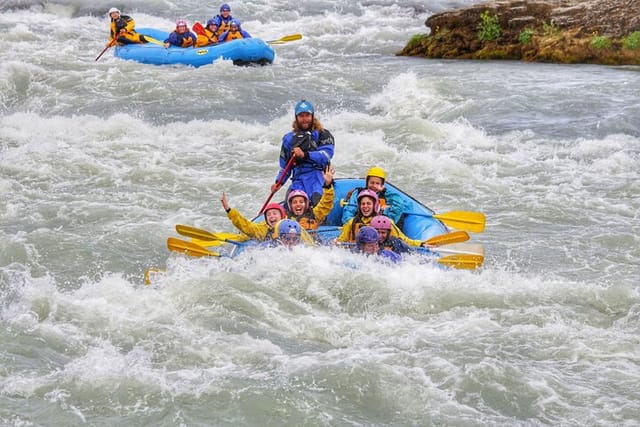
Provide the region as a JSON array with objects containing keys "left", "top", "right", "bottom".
[
  {"left": 95, "top": 37, "right": 117, "bottom": 61},
  {"left": 167, "top": 237, "right": 220, "bottom": 257},
  {"left": 192, "top": 22, "right": 206, "bottom": 36},
  {"left": 258, "top": 155, "right": 296, "bottom": 215},
  {"left": 266, "top": 34, "right": 302, "bottom": 45}
]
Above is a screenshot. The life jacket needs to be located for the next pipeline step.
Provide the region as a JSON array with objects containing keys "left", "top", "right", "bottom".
[
  {"left": 110, "top": 15, "right": 135, "bottom": 38},
  {"left": 290, "top": 211, "right": 319, "bottom": 231},
  {"left": 224, "top": 30, "right": 244, "bottom": 41},
  {"left": 195, "top": 28, "right": 219, "bottom": 47},
  {"left": 180, "top": 33, "right": 195, "bottom": 47},
  {"left": 348, "top": 214, "right": 374, "bottom": 242},
  {"left": 215, "top": 15, "right": 233, "bottom": 35}
]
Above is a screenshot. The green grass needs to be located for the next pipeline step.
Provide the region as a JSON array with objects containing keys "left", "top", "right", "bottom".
[
  {"left": 590, "top": 35, "right": 611, "bottom": 50},
  {"left": 623, "top": 31, "right": 640, "bottom": 50},
  {"left": 518, "top": 28, "right": 534, "bottom": 45},
  {"left": 478, "top": 11, "right": 501, "bottom": 42}
]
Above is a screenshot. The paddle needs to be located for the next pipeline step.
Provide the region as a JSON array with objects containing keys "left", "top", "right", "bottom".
[
  {"left": 434, "top": 243, "right": 484, "bottom": 256},
  {"left": 143, "top": 35, "right": 164, "bottom": 46},
  {"left": 266, "top": 34, "right": 302, "bottom": 45},
  {"left": 437, "top": 254, "right": 484, "bottom": 270},
  {"left": 175, "top": 225, "right": 249, "bottom": 243},
  {"left": 192, "top": 22, "right": 206, "bottom": 36},
  {"left": 167, "top": 237, "right": 220, "bottom": 257},
  {"left": 407, "top": 211, "right": 485, "bottom": 233},
  {"left": 258, "top": 155, "right": 296, "bottom": 215},
  {"left": 424, "top": 230, "right": 469, "bottom": 246},
  {"left": 95, "top": 38, "right": 117, "bottom": 61}
]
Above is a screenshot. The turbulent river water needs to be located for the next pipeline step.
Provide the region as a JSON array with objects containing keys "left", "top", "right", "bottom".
[{"left": 1, "top": 1, "right": 639, "bottom": 426}]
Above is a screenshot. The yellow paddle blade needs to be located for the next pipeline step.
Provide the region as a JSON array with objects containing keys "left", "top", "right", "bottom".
[
  {"left": 435, "top": 243, "right": 484, "bottom": 256},
  {"left": 267, "top": 33, "right": 302, "bottom": 44},
  {"left": 192, "top": 238, "right": 226, "bottom": 247},
  {"left": 176, "top": 224, "right": 249, "bottom": 243},
  {"left": 144, "top": 36, "right": 164, "bottom": 46},
  {"left": 433, "top": 211, "right": 486, "bottom": 233},
  {"left": 425, "top": 230, "right": 470, "bottom": 246},
  {"left": 167, "top": 237, "right": 219, "bottom": 258},
  {"left": 437, "top": 254, "right": 484, "bottom": 270}
]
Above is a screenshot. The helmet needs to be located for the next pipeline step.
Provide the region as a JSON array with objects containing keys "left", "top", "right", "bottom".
[
  {"left": 108, "top": 7, "right": 120, "bottom": 14},
  {"left": 276, "top": 219, "right": 302, "bottom": 237},
  {"left": 370, "top": 215, "right": 392, "bottom": 230},
  {"left": 295, "top": 100, "right": 314, "bottom": 116},
  {"left": 357, "top": 188, "right": 380, "bottom": 213},
  {"left": 263, "top": 203, "right": 286, "bottom": 221},
  {"left": 366, "top": 166, "right": 386, "bottom": 182},
  {"left": 206, "top": 18, "right": 218, "bottom": 27},
  {"left": 287, "top": 189, "right": 309, "bottom": 211},
  {"left": 220, "top": 3, "right": 231, "bottom": 12},
  {"left": 176, "top": 19, "right": 187, "bottom": 27},
  {"left": 357, "top": 226, "right": 380, "bottom": 244},
  {"left": 230, "top": 19, "right": 241, "bottom": 27}
]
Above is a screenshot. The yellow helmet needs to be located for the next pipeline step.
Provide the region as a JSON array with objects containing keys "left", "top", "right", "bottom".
[{"left": 366, "top": 166, "right": 386, "bottom": 182}]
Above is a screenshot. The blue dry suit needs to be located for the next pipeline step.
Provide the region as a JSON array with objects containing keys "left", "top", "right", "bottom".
[
  {"left": 164, "top": 30, "right": 197, "bottom": 47},
  {"left": 341, "top": 187, "right": 406, "bottom": 225},
  {"left": 275, "top": 130, "right": 335, "bottom": 205},
  {"left": 379, "top": 248, "right": 402, "bottom": 263}
]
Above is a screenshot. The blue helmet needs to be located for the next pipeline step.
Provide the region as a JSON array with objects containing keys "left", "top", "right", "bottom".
[
  {"left": 295, "top": 100, "right": 314, "bottom": 116},
  {"left": 206, "top": 18, "right": 218, "bottom": 27},
  {"left": 230, "top": 18, "right": 241, "bottom": 27},
  {"left": 357, "top": 226, "right": 380, "bottom": 245},
  {"left": 220, "top": 3, "right": 231, "bottom": 12},
  {"left": 277, "top": 219, "right": 301, "bottom": 237}
]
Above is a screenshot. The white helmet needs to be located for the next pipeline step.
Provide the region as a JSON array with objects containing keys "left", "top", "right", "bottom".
[{"left": 108, "top": 7, "right": 120, "bottom": 14}]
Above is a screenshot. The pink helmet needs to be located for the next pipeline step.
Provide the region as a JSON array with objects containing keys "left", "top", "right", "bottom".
[
  {"left": 370, "top": 215, "right": 392, "bottom": 230},
  {"left": 287, "top": 189, "right": 309, "bottom": 211},
  {"left": 263, "top": 203, "right": 286, "bottom": 221},
  {"left": 357, "top": 189, "right": 380, "bottom": 213},
  {"left": 176, "top": 19, "right": 187, "bottom": 27}
]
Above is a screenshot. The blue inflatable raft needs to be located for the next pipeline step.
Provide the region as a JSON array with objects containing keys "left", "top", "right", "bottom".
[{"left": 114, "top": 28, "right": 275, "bottom": 67}]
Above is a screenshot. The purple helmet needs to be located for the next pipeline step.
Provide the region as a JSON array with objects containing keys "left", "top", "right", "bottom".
[
  {"left": 357, "top": 226, "right": 380, "bottom": 244},
  {"left": 220, "top": 3, "right": 231, "bottom": 12}
]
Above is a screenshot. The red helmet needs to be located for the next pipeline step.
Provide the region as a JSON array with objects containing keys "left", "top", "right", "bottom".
[
  {"left": 263, "top": 203, "right": 286, "bottom": 221},
  {"left": 357, "top": 189, "right": 380, "bottom": 213},
  {"left": 370, "top": 215, "right": 392, "bottom": 230},
  {"left": 287, "top": 189, "right": 309, "bottom": 211}
]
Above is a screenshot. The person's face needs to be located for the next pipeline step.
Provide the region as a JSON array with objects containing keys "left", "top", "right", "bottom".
[
  {"left": 289, "top": 196, "right": 306, "bottom": 216},
  {"left": 296, "top": 112, "right": 313, "bottom": 131},
  {"left": 360, "top": 241, "right": 379, "bottom": 255},
  {"left": 359, "top": 196, "right": 375, "bottom": 217},
  {"left": 110, "top": 12, "right": 120, "bottom": 19},
  {"left": 177, "top": 24, "right": 187, "bottom": 33},
  {"left": 280, "top": 233, "right": 300, "bottom": 247},
  {"left": 367, "top": 176, "right": 384, "bottom": 192},
  {"left": 230, "top": 24, "right": 238, "bottom": 32},
  {"left": 208, "top": 24, "right": 218, "bottom": 32},
  {"left": 375, "top": 228, "right": 389, "bottom": 241},
  {"left": 221, "top": 10, "right": 230, "bottom": 17},
  {"left": 265, "top": 209, "right": 283, "bottom": 227}
]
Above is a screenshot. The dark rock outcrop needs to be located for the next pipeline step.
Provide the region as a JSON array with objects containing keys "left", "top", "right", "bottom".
[{"left": 399, "top": 0, "right": 640, "bottom": 65}]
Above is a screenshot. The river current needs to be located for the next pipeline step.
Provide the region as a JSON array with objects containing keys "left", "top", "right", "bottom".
[{"left": 1, "top": 1, "right": 639, "bottom": 426}]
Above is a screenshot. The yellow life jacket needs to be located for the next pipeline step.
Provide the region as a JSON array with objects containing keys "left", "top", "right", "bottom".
[{"left": 225, "top": 31, "right": 244, "bottom": 41}]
